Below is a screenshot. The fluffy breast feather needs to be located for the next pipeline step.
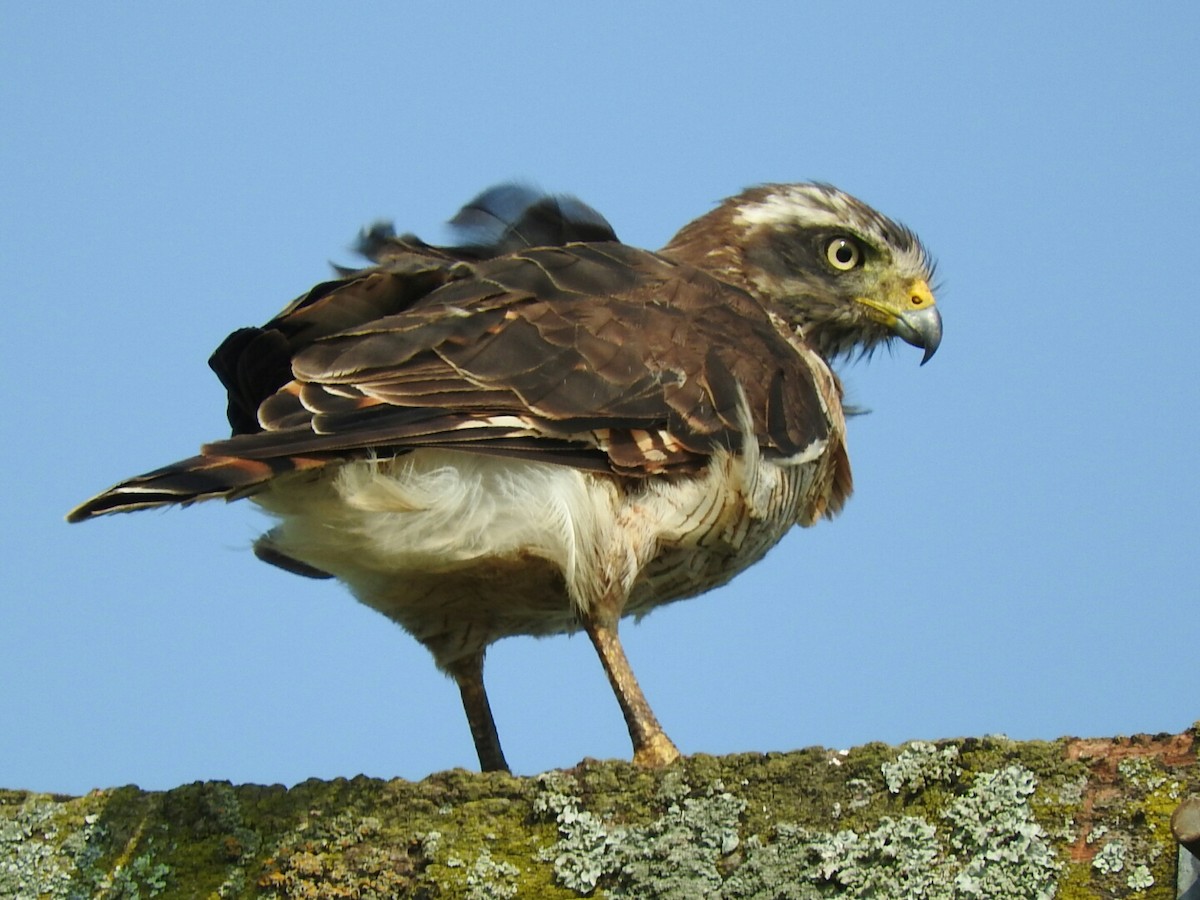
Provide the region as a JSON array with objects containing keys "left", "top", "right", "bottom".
[{"left": 252, "top": 437, "right": 829, "bottom": 667}]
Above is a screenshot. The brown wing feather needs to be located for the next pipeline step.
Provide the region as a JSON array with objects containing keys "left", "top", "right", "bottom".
[
  {"left": 209, "top": 262, "right": 470, "bottom": 434},
  {"left": 71, "top": 242, "right": 838, "bottom": 520},
  {"left": 210, "top": 187, "right": 623, "bottom": 436},
  {"left": 204, "top": 244, "right": 833, "bottom": 474}
]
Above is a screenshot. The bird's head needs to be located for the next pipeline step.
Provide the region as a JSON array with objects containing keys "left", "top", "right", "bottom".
[{"left": 665, "top": 183, "right": 941, "bottom": 364}]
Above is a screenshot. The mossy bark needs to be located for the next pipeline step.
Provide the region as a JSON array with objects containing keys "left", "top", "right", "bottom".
[{"left": 3, "top": 728, "right": 1196, "bottom": 899}]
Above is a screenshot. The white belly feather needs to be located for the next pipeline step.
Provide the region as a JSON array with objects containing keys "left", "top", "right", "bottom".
[{"left": 253, "top": 434, "right": 827, "bottom": 668}]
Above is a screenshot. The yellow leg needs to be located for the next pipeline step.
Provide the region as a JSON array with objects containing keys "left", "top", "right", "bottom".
[
  {"left": 448, "top": 652, "right": 510, "bottom": 773},
  {"left": 584, "top": 614, "right": 681, "bottom": 768}
]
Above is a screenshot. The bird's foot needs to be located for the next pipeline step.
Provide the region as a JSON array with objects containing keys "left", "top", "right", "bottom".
[
  {"left": 583, "top": 612, "right": 681, "bottom": 769},
  {"left": 633, "top": 731, "right": 681, "bottom": 768}
]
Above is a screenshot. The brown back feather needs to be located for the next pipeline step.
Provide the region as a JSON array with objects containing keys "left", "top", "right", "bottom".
[{"left": 70, "top": 186, "right": 848, "bottom": 522}]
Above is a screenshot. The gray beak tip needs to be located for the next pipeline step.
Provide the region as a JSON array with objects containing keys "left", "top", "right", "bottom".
[{"left": 896, "top": 306, "right": 942, "bottom": 366}]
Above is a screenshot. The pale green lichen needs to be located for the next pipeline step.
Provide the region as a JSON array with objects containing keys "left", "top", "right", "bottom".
[
  {"left": 535, "top": 758, "right": 1061, "bottom": 899},
  {"left": 1082, "top": 748, "right": 1186, "bottom": 895},
  {"left": 534, "top": 771, "right": 746, "bottom": 898},
  {"left": 725, "top": 815, "right": 946, "bottom": 899},
  {"left": 3, "top": 729, "right": 1197, "bottom": 898},
  {"left": 726, "top": 764, "right": 1059, "bottom": 900},
  {"left": 110, "top": 851, "right": 172, "bottom": 897},
  {"left": 881, "top": 741, "right": 961, "bottom": 794},
  {"left": 0, "top": 794, "right": 86, "bottom": 898},
  {"left": 1126, "top": 862, "right": 1154, "bottom": 891},
  {"left": 1091, "top": 838, "right": 1126, "bottom": 874},
  {"left": 463, "top": 847, "right": 520, "bottom": 900},
  {"left": 942, "top": 765, "right": 1060, "bottom": 899},
  {"left": 1118, "top": 756, "right": 1167, "bottom": 792},
  {"left": 532, "top": 776, "right": 614, "bottom": 893},
  {"left": 1034, "top": 773, "right": 1087, "bottom": 845},
  {"left": 604, "top": 787, "right": 745, "bottom": 899},
  {"left": 0, "top": 791, "right": 169, "bottom": 900}
]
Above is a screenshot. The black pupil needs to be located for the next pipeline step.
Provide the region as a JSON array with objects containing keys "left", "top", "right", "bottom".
[{"left": 836, "top": 243, "right": 854, "bottom": 264}]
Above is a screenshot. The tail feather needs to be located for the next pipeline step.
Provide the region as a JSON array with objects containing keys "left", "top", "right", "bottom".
[{"left": 66, "top": 453, "right": 331, "bottom": 522}]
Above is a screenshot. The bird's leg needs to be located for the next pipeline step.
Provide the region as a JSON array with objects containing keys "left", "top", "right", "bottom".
[
  {"left": 583, "top": 611, "right": 681, "bottom": 768},
  {"left": 447, "top": 651, "right": 509, "bottom": 773}
]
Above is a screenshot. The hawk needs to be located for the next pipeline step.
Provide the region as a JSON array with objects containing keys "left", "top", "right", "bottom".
[{"left": 69, "top": 182, "right": 941, "bottom": 772}]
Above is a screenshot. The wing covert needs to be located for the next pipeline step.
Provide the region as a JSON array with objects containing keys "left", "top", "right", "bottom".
[{"left": 204, "top": 244, "right": 837, "bottom": 477}]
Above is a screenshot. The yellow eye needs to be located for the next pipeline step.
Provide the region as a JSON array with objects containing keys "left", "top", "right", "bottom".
[{"left": 825, "top": 237, "right": 861, "bottom": 271}]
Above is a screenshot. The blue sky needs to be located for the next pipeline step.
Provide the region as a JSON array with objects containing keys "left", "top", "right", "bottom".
[{"left": 4, "top": 4, "right": 1197, "bottom": 795}]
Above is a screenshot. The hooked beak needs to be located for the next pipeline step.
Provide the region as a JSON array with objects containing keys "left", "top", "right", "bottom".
[
  {"left": 893, "top": 304, "right": 943, "bottom": 365},
  {"left": 857, "top": 278, "right": 942, "bottom": 365}
]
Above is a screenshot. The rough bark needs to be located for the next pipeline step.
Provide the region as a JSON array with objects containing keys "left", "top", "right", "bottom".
[{"left": 3, "top": 727, "right": 1196, "bottom": 899}]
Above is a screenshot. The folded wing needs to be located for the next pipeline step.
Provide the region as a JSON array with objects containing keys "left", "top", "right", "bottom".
[{"left": 69, "top": 194, "right": 839, "bottom": 522}]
